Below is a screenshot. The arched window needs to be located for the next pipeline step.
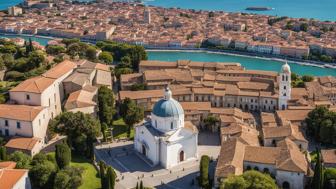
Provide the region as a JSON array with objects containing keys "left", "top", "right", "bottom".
[
  {"left": 282, "top": 181, "right": 290, "bottom": 189},
  {"left": 155, "top": 120, "right": 157, "bottom": 128},
  {"left": 286, "top": 75, "right": 288, "bottom": 81},
  {"left": 171, "top": 122, "right": 173, "bottom": 129},
  {"left": 284, "top": 93, "right": 287, "bottom": 96},
  {"left": 254, "top": 167, "right": 259, "bottom": 171},
  {"left": 246, "top": 166, "right": 251, "bottom": 170},
  {"left": 263, "top": 168, "right": 270, "bottom": 174},
  {"left": 284, "top": 86, "right": 287, "bottom": 90},
  {"left": 179, "top": 151, "right": 184, "bottom": 162},
  {"left": 282, "top": 75, "right": 285, "bottom": 81}
]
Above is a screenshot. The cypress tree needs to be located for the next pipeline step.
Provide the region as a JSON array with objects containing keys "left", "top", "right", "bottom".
[
  {"left": 312, "top": 150, "right": 324, "bottom": 189},
  {"left": 99, "top": 161, "right": 108, "bottom": 189},
  {"left": 106, "top": 166, "right": 116, "bottom": 189},
  {"left": 136, "top": 182, "right": 139, "bottom": 189},
  {"left": 55, "top": 143, "right": 71, "bottom": 169},
  {"left": 0, "top": 146, "right": 7, "bottom": 161},
  {"left": 140, "top": 180, "right": 143, "bottom": 189},
  {"left": 200, "top": 155, "right": 210, "bottom": 188}
]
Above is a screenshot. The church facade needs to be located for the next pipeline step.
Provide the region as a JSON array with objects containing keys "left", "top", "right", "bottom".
[{"left": 134, "top": 87, "right": 198, "bottom": 169}]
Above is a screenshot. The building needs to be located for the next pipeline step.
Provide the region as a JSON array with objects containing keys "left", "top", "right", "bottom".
[
  {"left": 279, "top": 62, "right": 291, "bottom": 110},
  {"left": 134, "top": 87, "right": 198, "bottom": 169},
  {"left": 5, "top": 137, "right": 44, "bottom": 156},
  {"left": 0, "top": 161, "right": 31, "bottom": 189},
  {"left": 322, "top": 149, "right": 336, "bottom": 168},
  {"left": 8, "top": 6, "right": 23, "bottom": 16},
  {"left": 215, "top": 138, "right": 310, "bottom": 189},
  {"left": 144, "top": 7, "right": 151, "bottom": 24}
]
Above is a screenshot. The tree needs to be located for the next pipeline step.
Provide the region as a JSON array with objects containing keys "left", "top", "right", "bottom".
[
  {"left": 98, "top": 86, "right": 115, "bottom": 126},
  {"left": 50, "top": 112, "right": 101, "bottom": 158},
  {"left": 199, "top": 155, "right": 210, "bottom": 188},
  {"left": 140, "top": 180, "right": 144, "bottom": 189},
  {"left": 0, "top": 146, "right": 7, "bottom": 161},
  {"left": 86, "top": 46, "right": 97, "bottom": 61},
  {"left": 26, "top": 50, "right": 46, "bottom": 70},
  {"left": 221, "top": 175, "right": 248, "bottom": 189},
  {"left": 313, "top": 150, "right": 324, "bottom": 189},
  {"left": 306, "top": 106, "right": 334, "bottom": 142},
  {"left": 302, "top": 75, "right": 314, "bottom": 82},
  {"left": 29, "top": 159, "right": 57, "bottom": 189},
  {"left": 325, "top": 168, "right": 336, "bottom": 189},
  {"left": 99, "top": 51, "right": 113, "bottom": 64},
  {"left": 106, "top": 166, "right": 116, "bottom": 189},
  {"left": 46, "top": 45, "right": 66, "bottom": 55},
  {"left": 203, "top": 115, "right": 220, "bottom": 130},
  {"left": 300, "top": 23, "right": 309, "bottom": 32},
  {"left": 221, "top": 170, "right": 277, "bottom": 189},
  {"left": 9, "top": 151, "right": 32, "bottom": 169},
  {"left": 55, "top": 143, "right": 71, "bottom": 169},
  {"left": 62, "top": 38, "right": 80, "bottom": 47},
  {"left": 130, "top": 83, "right": 146, "bottom": 91},
  {"left": 120, "top": 56, "right": 131, "bottom": 67},
  {"left": 99, "top": 161, "right": 108, "bottom": 189},
  {"left": 114, "top": 67, "right": 133, "bottom": 80},
  {"left": 53, "top": 167, "right": 83, "bottom": 189},
  {"left": 122, "top": 99, "right": 144, "bottom": 137}
]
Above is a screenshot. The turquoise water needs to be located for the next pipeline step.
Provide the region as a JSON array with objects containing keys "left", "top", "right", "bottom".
[
  {"left": 147, "top": 51, "right": 336, "bottom": 76},
  {"left": 0, "top": 34, "right": 51, "bottom": 46},
  {"left": 145, "top": 0, "right": 336, "bottom": 21}
]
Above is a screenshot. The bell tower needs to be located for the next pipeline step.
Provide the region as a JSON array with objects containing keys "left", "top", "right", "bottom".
[{"left": 279, "top": 62, "right": 291, "bottom": 110}]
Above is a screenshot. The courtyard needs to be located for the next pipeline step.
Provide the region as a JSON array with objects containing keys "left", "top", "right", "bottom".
[{"left": 94, "top": 132, "right": 220, "bottom": 189}]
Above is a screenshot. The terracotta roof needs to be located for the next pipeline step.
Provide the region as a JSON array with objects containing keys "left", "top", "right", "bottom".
[
  {"left": 10, "top": 76, "right": 55, "bottom": 93},
  {"left": 95, "top": 63, "right": 110, "bottom": 71},
  {"left": 244, "top": 146, "right": 279, "bottom": 164},
  {"left": 184, "top": 121, "right": 198, "bottom": 133},
  {"left": 119, "top": 89, "right": 163, "bottom": 100},
  {"left": 322, "top": 149, "right": 336, "bottom": 164},
  {"left": 215, "top": 138, "right": 246, "bottom": 178},
  {"left": 0, "top": 169, "right": 28, "bottom": 189},
  {"left": 276, "top": 110, "right": 310, "bottom": 122},
  {"left": 0, "top": 161, "right": 16, "bottom": 169},
  {"left": 42, "top": 60, "right": 77, "bottom": 79},
  {"left": 64, "top": 89, "right": 96, "bottom": 110},
  {"left": 180, "top": 102, "right": 211, "bottom": 111},
  {"left": 5, "top": 137, "right": 41, "bottom": 151},
  {"left": 0, "top": 104, "right": 44, "bottom": 121}
]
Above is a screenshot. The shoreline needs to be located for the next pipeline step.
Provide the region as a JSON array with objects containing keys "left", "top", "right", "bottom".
[
  {"left": 1, "top": 33, "right": 335, "bottom": 70},
  {"left": 146, "top": 48, "right": 335, "bottom": 69}
]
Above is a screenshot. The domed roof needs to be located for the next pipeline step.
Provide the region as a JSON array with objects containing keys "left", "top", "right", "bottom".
[
  {"left": 152, "top": 87, "right": 184, "bottom": 118},
  {"left": 281, "top": 62, "right": 291, "bottom": 73}
]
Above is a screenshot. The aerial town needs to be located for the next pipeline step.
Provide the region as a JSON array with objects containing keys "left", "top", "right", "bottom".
[
  {"left": 1, "top": 0, "right": 336, "bottom": 62},
  {"left": 1, "top": 1, "right": 336, "bottom": 189}
]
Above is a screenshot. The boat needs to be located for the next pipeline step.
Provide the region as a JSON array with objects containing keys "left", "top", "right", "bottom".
[{"left": 245, "top": 7, "right": 273, "bottom": 11}]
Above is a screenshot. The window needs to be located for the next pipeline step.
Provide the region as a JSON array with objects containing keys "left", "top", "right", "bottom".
[
  {"left": 284, "top": 86, "right": 286, "bottom": 90},
  {"left": 155, "top": 120, "right": 157, "bottom": 128},
  {"left": 54, "top": 93, "right": 56, "bottom": 102},
  {"left": 265, "top": 100, "right": 268, "bottom": 104},
  {"left": 282, "top": 75, "right": 285, "bottom": 81},
  {"left": 5, "top": 120, "right": 8, "bottom": 126},
  {"left": 16, "top": 122, "right": 21, "bottom": 129},
  {"left": 26, "top": 94, "right": 30, "bottom": 100},
  {"left": 284, "top": 93, "right": 287, "bottom": 96},
  {"left": 286, "top": 76, "right": 288, "bottom": 81},
  {"left": 49, "top": 99, "right": 51, "bottom": 106},
  {"left": 171, "top": 122, "right": 173, "bottom": 129},
  {"left": 39, "top": 119, "right": 41, "bottom": 126}
]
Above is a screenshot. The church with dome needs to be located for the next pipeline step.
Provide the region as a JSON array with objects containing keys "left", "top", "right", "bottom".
[{"left": 134, "top": 87, "right": 198, "bottom": 169}]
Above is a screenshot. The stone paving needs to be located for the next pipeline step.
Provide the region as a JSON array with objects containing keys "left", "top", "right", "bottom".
[{"left": 94, "top": 132, "right": 220, "bottom": 189}]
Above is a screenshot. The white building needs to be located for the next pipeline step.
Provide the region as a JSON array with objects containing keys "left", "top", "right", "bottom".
[
  {"left": 279, "top": 62, "right": 291, "bottom": 110},
  {"left": 134, "top": 87, "right": 198, "bottom": 169},
  {"left": 0, "top": 161, "right": 31, "bottom": 189}
]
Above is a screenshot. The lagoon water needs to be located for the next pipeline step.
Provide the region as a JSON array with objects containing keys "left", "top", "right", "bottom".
[
  {"left": 144, "top": 0, "right": 336, "bottom": 21},
  {"left": 1, "top": 0, "right": 336, "bottom": 76},
  {"left": 148, "top": 51, "right": 336, "bottom": 76}
]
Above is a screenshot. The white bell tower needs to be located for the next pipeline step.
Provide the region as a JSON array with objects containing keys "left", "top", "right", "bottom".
[{"left": 279, "top": 62, "right": 291, "bottom": 110}]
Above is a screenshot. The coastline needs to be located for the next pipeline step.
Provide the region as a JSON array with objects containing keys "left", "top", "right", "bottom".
[
  {"left": 1, "top": 33, "right": 335, "bottom": 70},
  {"left": 146, "top": 48, "right": 335, "bottom": 69}
]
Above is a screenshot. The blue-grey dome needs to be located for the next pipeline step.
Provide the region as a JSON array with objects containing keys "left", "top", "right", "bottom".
[
  {"left": 152, "top": 98, "right": 184, "bottom": 117},
  {"left": 153, "top": 98, "right": 184, "bottom": 117}
]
